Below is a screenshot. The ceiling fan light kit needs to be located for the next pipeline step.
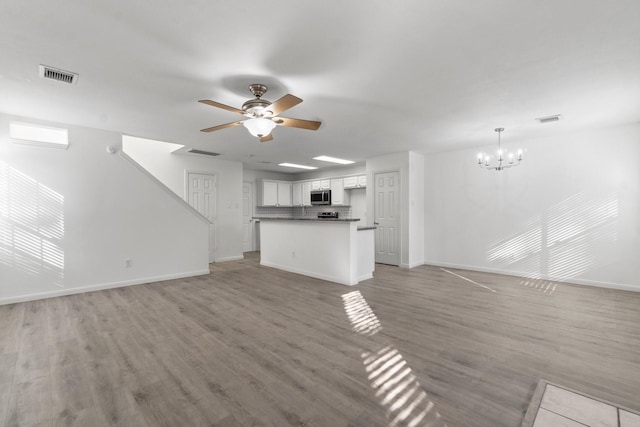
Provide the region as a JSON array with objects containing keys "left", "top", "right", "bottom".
[
  {"left": 199, "top": 84, "right": 321, "bottom": 142},
  {"left": 243, "top": 118, "right": 276, "bottom": 138},
  {"left": 477, "top": 128, "right": 523, "bottom": 171}
]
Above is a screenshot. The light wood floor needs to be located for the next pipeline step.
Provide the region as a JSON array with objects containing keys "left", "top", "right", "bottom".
[{"left": 1, "top": 252, "right": 639, "bottom": 426}]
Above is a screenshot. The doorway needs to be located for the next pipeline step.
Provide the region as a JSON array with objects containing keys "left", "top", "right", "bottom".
[
  {"left": 374, "top": 171, "right": 400, "bottom": 265},
  {"left": 186, "top": 172, "right": 217, "bottom": 263}
]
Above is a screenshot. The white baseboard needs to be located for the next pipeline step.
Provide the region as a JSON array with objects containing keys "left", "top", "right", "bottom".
[
  {"left": 400, "top": 261, "right": 425, "bottom": 269},
  {"left": 422, "top": 259, "right": 640, "bottom": 293},
  {"left": 260, "top": 260, "right": 358, "bottom": 286},
  {"left": 215, "top": 255, "right": 244, "bottom": 262},
  {"left": 0, "top": 269, "right": 211, "bottom": 306},
  {"left": 358, "top": 273, "right": 374, "bottom": 282}
]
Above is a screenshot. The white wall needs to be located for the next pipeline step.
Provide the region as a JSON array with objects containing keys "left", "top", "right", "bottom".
[
  {"left": 409, "top": 151, "right": 425, "bottom": 268},
  {"left": 243, "top": 169, "right": 293, "bottom": 182},
  {"left": 349, "top": 188, "right": 367, "bottom": 224},
  {"left": 424, "top": 123, "right": 640, "bottom": 291},
  {"left": 366, "top": 151, "right": 425, "bottom": 268},
  {"left": 0, "top": 114, "right": 210, "bottom": 304},
  {"left": 292, "top": 163, "right": 366, "bottom": 181},
  {"left": 124, "top": 136, "right": 244, "bottom": 262}
]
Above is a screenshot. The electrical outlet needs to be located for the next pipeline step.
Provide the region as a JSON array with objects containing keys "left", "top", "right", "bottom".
[{"left": 125, "top": 259, "right": 132, "bottom": 268}]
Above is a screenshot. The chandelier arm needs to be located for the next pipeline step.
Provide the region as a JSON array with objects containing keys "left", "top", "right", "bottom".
[{"left": 476, "top": 127, "right": 522, "bottom": 172}]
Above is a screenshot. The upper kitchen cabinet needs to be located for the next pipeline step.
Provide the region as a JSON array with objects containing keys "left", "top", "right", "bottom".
[
  {"left": 343, "top": 175, "right": 367, "bottom": 189},
  {"left": 311, "top": 179, "right": 331, "bottom": 190},
  {"left": 330, "top": 178, "right": 351, "bottom": 206},
  {"left": 302, "top": 182, "right": 312, "bottom": 206},
  {"left": 277, "top": 182, "right": 292, "bottom": 206},
  {"left": 292, "top": 182, "right": 302, "bottom": 206},
  {"left": 257, "top": 179, "right": 292, "bottom": 207},
  {"left": 293, "top": 181, "right": 313, "bottom": 206}
]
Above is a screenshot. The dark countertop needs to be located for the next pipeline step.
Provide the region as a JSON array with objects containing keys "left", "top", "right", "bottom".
[
  {"left": 253, "top": 217, "right": 360, "bottom": 222},
  {"left": 357, "top": 226, "right": 377, "bottom": 231}
]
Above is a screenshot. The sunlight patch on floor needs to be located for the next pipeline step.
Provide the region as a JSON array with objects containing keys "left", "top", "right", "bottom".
[
  {"left": 440, "top": 268, "right": 496, "bottom": 292},
  {"left": 343, "top": 290, "right": 448, "bottom": 426},
  {"left": 342, "top": 290, "right": 382, "bottom": 335}
]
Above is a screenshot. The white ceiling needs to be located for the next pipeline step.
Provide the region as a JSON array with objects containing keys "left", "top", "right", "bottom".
[{"left": 1, "top": 1, "right": 639, "bottom": 172}]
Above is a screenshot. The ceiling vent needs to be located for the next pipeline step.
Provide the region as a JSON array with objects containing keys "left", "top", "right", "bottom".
[
  {"left": 187, "top": 149, "right": 220, "bottom": 157},
  {"left": 39, "top": 65, "right": 78, "bottom": 85},
  {"left": 536, "top": 114, "right": 562, "bottom": 124}
]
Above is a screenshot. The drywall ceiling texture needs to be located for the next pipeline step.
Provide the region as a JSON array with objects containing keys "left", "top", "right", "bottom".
[
  {"left": 0, "top": 1, "right": 639, "bottom": 173},
  {"left": 0, "top": 114, "right": 210, "bottom": 304},
  {"left": 423, "top": 122, "right": 640, "bottom": 291}
]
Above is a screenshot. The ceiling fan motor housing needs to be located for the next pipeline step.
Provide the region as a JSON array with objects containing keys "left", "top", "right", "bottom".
[{"left": 242, "top": 98, "right": 272, "bottom": 116}]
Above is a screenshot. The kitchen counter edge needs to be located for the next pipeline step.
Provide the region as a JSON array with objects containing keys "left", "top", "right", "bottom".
[{"left": 253, "top": 217, "right": 360, "bottom": 222}]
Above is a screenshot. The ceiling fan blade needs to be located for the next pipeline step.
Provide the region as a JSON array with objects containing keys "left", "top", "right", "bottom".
[
  {"left": 275, "top": 117, "right": 321, "bottom": 131},
  {"left": 265, "top": 94, "right": 302, "bottom": 116},
  {"left": 260, "top": 134, "right": 274, "bottom": 143},
  {"left": 198, "top": 99, "right": 245, "bottom": 115},
  {"left": 200, "top": 120, "right": 244, "bottom": 133}
]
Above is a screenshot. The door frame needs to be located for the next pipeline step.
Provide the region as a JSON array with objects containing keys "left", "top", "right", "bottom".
[
  {"left": 185, "top": 170, "right": 218, "bottom": 263},
  {"left": 242, "top": 180, "right": 255, "bottom": 252},
  {"left": 373, "top": 169, "right": 401, "bottom": 266}
]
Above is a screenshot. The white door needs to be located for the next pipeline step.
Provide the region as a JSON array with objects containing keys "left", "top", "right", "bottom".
[
  {"left": 242, "top": 182, "right": 253, "bottom": 252},
  {"left": 374, "top": 171, "right": 400, "bottom": 265},
  {"left": 187, "top": 172, "right": 217, "bottom": 263}
]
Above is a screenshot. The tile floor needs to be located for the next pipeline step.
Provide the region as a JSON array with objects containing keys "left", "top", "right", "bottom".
[{"left": 522, "top": 381, "right": 640, "bottom": 427}]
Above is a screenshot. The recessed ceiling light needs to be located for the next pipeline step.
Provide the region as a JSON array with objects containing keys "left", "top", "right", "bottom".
[
  {"left": 278, "top": 163, "right": 318, "bottom": 170},
  {"left": 313, "top": 155, "right": 355, "bottom": 164},
  {"left": 536, "top": 114, "right": 562, "bottom": 124}
]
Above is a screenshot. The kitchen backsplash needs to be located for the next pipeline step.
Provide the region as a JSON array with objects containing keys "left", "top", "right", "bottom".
[
  {"left": 255, "top": 205, "right": 353, "bottom": 219},
  {"left": 254, "top": 206, "right": 294, "bottom": 218}
]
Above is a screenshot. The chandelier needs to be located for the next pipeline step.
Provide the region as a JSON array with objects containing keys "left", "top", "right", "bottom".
[{"left": 477, "top": 128, "right": 523, "bottom": 171}]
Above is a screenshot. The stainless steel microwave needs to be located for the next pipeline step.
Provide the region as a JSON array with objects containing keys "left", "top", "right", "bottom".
[{"left": 310, "top": 190, "right": 331, "bottom": 205}]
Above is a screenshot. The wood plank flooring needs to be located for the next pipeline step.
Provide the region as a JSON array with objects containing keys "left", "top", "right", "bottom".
[{"left": 1, "top": 252, "right": 639, "bottom": 426}]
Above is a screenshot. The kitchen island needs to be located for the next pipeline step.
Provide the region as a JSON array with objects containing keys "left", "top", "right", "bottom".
[{"left": 256, "top": 218, "right": 375, "bottom": 286}]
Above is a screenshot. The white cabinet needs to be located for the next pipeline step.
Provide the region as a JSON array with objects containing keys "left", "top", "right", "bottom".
[
  {"left": 289, "top": 174, "right": 364, "bottom": 207},
  {"left": 262, "top": 181, "right": 278, "bottom": 206},
  {"left": 293, "top": 181, "right": 312, "bottom": 206},
  {"left": 277, "top": 182, "right": 292, "bottom": 206},
  {"left": 292, "top": 182, "right": 303, "bottom": 206},
  {"left": 343, "top": 175, "right": 367, "bottom": 189},
  {"left": 292, "top": 182, "right": 302, "bottom": 206},
  {"left": 330, "top": 178, "right": 350, "bottom": 206},
  {"left": 343, "top": 176, "right": 357, "bottom": 189},
  {"left": 312, "top": 179, "right": 331, "bottom": 190},
  {"left": 258, "top": 180, "right": 292, "bottom": 206},
  {"left": 302, "top": 182, "right": 312, "bottom": 206}
]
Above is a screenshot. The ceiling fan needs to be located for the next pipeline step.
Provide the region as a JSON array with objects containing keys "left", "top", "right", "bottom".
[{"left": 199, "top": 84, "right": 321, "bottom": 142}]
